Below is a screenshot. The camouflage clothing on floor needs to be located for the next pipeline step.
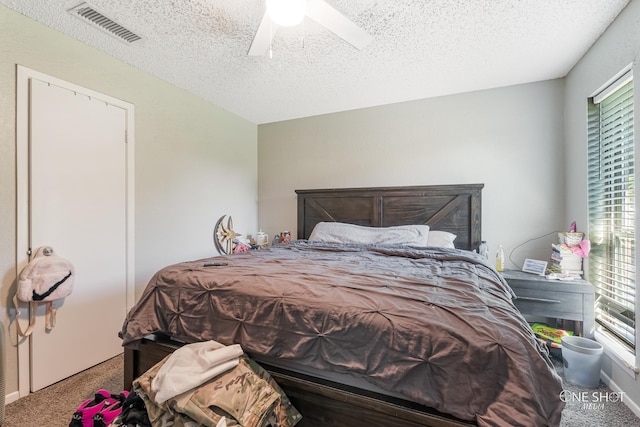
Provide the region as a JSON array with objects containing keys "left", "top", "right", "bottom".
[{"left": 133, "top": 354, "right": 302, "bottom": 427}]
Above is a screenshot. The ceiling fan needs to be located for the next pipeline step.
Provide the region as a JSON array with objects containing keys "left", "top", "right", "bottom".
[{"left": 248, "top": 0, "right": 373, "bottom": 56}]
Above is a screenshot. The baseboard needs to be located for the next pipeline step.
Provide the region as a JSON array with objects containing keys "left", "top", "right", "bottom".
[
  {"left": 5, "top": 390, "right": 20, "bottom": 405},
  {"left": 601, "top": 370, "right": 640, "bottom": 417}
]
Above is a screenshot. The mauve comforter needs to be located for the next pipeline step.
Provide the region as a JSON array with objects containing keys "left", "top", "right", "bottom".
[{"left": 120, "top": 241, "right": 563, "bottom": 426}]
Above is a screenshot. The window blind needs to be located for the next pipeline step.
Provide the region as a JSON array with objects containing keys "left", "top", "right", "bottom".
[{"left": 588, "top": 74, "right": 635, "bottom": 350}]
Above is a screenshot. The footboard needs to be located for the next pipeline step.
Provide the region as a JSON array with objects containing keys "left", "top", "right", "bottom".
[{"left": 124, "top": 337, "right": 474, "bottom": 427}]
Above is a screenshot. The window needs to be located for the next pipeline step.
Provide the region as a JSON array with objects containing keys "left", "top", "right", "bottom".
[{"left": 588, "top": 71, "right": 635, "bottom": 351}]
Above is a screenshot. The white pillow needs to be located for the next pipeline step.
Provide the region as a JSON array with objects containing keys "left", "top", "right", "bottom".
[
  {"left": 427, "top": 230, "right": 457, "bottom": 248},
  {"left": 309, "top": 222, "right": 430, "bottom": 246}
]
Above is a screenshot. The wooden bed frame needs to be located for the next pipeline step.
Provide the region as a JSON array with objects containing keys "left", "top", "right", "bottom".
[
  {"left": 296, "top": 184, "right": 482, "bottom": 251},
  {"left": 124, "top": 184, "right": 483, "bottom": 427}
]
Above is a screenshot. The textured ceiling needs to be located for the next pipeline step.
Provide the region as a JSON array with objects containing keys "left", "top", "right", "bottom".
[{"left": 0, "top": 0, "right": 631, "bottom": 124}]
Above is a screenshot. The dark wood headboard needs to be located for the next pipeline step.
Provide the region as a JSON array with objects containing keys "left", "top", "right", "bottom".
[{"left": 296, "top": 184, "right": 483, "bottom": 251}]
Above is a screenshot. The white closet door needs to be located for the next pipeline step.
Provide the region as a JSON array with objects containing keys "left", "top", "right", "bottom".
[{"left": 28, "top": 78, "right": 128, "bottom": 391}]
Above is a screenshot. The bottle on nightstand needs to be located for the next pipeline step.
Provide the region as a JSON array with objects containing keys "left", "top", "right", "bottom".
[{"left": 496, "top": 245, "right": 505, "bottom": 272}]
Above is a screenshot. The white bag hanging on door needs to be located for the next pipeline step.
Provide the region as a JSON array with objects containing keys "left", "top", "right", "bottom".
[{"left": 13, "top": 246, "right": 75, "bottom": 337}]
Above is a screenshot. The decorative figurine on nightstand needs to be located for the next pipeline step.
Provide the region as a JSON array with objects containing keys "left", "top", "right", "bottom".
[
  {"left": 256, "top": 230, "right": 269, "bottom": 249},
  {"left": 272, "top": 234, "right": 281, "bottom": 246},
  {"left": 213, "top": 215, "right": 241, "bottom": 255}
]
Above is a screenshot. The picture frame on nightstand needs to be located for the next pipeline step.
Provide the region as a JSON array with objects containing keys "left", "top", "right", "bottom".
[{"left": 522, "top": 258, "right": 548, "bottom": 276}]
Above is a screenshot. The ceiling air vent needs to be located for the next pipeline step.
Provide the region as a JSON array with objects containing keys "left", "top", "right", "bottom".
[{"left": 68, "top": 2, "right": 142, "bottom": 43}]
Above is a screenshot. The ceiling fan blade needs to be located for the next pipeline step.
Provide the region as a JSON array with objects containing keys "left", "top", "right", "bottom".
[
  {"left": 248, "top": 12, "right": 279, "bottom": 56},
  {"left": 306, "top": 0, "right": 373, "bottom": 50}
]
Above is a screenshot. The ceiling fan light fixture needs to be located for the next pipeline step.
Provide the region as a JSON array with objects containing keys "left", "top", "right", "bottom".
[{"left": 266, "top": 0, "right": 307, "bottom": 26}]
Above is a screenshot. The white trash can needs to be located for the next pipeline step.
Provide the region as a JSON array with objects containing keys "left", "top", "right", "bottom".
[{"left": 561, "top": 336, "right": 603, "bottom": 388}]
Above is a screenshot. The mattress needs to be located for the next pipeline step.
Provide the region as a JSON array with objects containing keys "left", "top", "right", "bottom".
[{"left": 120, "top": 241, "right": 564, "bottom": 426}]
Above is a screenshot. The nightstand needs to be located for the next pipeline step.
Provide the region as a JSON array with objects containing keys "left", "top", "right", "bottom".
[{"left": 502, "top": 269, "right": 595, "bottom": 338}]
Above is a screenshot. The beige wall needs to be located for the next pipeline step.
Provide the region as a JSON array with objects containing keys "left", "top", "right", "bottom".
[
  {"left": 0, "top": 5, "right": 257, "bottom": 397},
  {"left": 564, "top": 0, "right": 640, "bottom": 407},
  {"left": 258, "top": 79, "right": 566, "bottom": 265}
]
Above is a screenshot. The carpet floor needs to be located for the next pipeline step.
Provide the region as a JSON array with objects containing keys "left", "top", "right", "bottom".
[
  {"left": 3, "top": 353, "right": 123, "bottom": 427},
  {"left": 3, "top": 353, "right": 638, "bottom": 426},
  {"left": 552, "top": 357, "right": 638, "bottom": 426}
]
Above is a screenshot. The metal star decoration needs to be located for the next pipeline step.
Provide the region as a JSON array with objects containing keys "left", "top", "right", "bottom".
[{"left": 214, "top": 215, "right": 241, "bottom": 255}]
